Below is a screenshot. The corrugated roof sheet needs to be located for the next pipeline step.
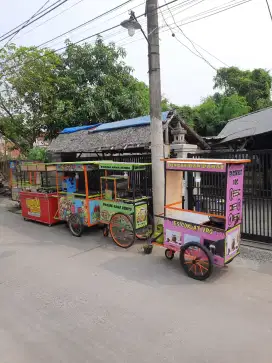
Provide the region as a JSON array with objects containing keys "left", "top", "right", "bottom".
[
  {"left": 91, "top": 111, "right": 169, "bottom": 133},
  {"left": 217, "top": 107, "right": 272, "bottom": 143}
]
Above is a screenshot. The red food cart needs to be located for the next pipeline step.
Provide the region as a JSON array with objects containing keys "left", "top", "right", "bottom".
[
  {"left": 20, "top": 163, "right": 59, "bottom": 226},
  {"left": 20, "top": 191, "right": 59, "bottom": 226}
]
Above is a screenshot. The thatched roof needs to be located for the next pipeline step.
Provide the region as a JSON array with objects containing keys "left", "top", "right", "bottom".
[{"left": 48, "top": 111, "right": 209, "bottom": 153}]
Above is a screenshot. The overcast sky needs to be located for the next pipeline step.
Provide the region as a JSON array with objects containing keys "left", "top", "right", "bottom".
[{"left": 0, "top": 0, "right": 270, "bottom": 107}]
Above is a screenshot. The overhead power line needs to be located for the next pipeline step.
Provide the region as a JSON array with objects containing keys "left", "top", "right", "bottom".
[
  {"left": 38, "top": 0, "right": 135, "bottom": 47},
  {"left": 160, "top": 5, "right": 217, "bottom": 70},
  {"left": 265, "top": 0, "right": 272, "bottom": 22},
  {"left": 0, "top": 0, "right": 250, "bottom": 79},
  {"left": 173, "top": 0, "right": 252, "bottom": 27},
  {"left": 163, "top": 0, "right": 218, "bottom": 70},
  {"left": 119, "top": 0, "right": 251, "bottom": 49},
  {"left": 18, "top": 0, "right": 86, "bottom": 39},
  {"left": 38, "top": 0, "right": 191, "bottom": 49},
  {"left": 0, "top": 0, "right": 178, "bottom": 79},
  {"left": 1, "top": 0, "right": 51, "bottom": 48},
  {"left": 0, "top": 0, "right": 70, "bottom": 43},
  {"left": 0, "top": 0, "right": 64, "bottom": 41}
]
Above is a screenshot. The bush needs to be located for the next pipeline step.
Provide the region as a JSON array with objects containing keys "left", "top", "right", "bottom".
[{"left": 27, "top": 147, "right": 48, "bottom": 162}]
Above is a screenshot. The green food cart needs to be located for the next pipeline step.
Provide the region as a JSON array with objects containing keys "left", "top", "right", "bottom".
[{"left": 99, "top": 161, "right": 153, "bottom": 248}]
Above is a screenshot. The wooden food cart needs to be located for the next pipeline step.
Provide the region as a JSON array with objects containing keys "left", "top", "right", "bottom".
[
  {"left": 54, "top": 161, "right": 101, "bottom": 236},
  {"left": 151, "top": 158, "right": 250, "bottom": 280},
  {"left": 99, "top": 162, "right": 153, "bottom": 248}
]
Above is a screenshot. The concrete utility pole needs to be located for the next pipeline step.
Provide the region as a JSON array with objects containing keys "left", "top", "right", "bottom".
[
  {"left": 146, "top": 0, "right": 165, "bottom": 220},
  {"left": 120, "top": 0, "right": 165, "bottom": 221}
]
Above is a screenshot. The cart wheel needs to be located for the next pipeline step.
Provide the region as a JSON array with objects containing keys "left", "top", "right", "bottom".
[
  {"left": 103, "top": 225, "right": 109, "bottom": 237},
  {"left": 180, "top": 242, "right": 213, "bottom": 281},
  {"left": 135, "top": 212, "right": 154, "bottom": 240},
  {"left": 68, "top": 214, "right": 84, "bottom": 237},
  {"left": 109, "top": 213, "right": 135, "bottom": 248},
  {"left": 165, "top": 249, "right": 175, "bottom": 260}
]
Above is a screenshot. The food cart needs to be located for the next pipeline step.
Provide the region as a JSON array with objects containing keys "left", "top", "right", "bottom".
[
  {"left": 9, "top": 160, "right": 56, "bottom": 205},
  {"left": 54, "top": 161, "right": 101, "bottom": 236},
  {"left": 20, "top": 163, "right": 58, "bottom": 225},
  {"left": 152, "top": 158, "right": 250, "bottom": 280},
  {"left": 99, "top": 161, "right": 153, "bottom": 248}
]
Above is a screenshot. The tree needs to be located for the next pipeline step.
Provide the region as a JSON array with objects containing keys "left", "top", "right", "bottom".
[
  {"left": 0, "top": 44, "right": 63, "bottom": 151},
  {"left": 0, "top": 39, "right": 153, "bottom": 151},
  {"left": 47, "top": 38, "right": 152, "bottom": 136},
  {"left": 214, "top": 67, "right": 272, "bottom": 111},
  {"left": 217, "top": 93, "right": 250, "bottom": 122}
]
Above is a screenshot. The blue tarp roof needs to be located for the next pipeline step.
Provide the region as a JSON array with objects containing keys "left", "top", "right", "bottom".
[
  {"left": 59, "top": 111, "right": 170, "bottom": 135},
  {"left": 91, "top": 111, "right": 170, "bottom": 133},
  {"left": 60, "top": 124, "right": 100, "bottom": 134}
]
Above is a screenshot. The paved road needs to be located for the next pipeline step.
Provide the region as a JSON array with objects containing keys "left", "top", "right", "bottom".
[{"left": 1, "top": 202, "right": 272, "bottom": 363}]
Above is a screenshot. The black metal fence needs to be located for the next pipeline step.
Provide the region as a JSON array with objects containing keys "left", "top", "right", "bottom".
[{"left": 189, "top": 150, "right": 272, "bottom": 243}]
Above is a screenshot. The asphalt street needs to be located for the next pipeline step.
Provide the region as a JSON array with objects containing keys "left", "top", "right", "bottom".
[{"left": 0, "top": 201, "right": 272, "bottom": 363}]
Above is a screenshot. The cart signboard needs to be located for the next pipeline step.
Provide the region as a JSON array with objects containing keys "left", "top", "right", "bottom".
[
  {"left": 135, "top": 204, "right": 148, "bottom": 229},
  {"left": 56, "top": 163, "right": 97, "bottom": 172},
  {"left": 166, "top": 161, "right": 226, "bottom": 172},
  {"left": 100, "top": 200, "right": 134, "bottom": 223},
  {"left": 225, "top": 225, "right": 241, "bottom": 262},
  {"left": 26, "top": 197, "right": 41, "bottom": 217},
  {"left": 225, "top": 164, "right": 244, "bottom": 230},
  {"left": 99, "top": 162, "right": 149, "bottom": 171},
  {"left": 99, "top": 163, "right": 133, "bottom": 171}
]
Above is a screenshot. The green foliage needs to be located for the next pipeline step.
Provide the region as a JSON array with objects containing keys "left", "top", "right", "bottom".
[
  {"left": 214, "top": 67, "right": 272, "bottom": 111},
  {"left": 0, "top": 39, "right": 271, "bottom": 145},
  {"left": 0, "top": 39, "right": 153, "bottom": 151},
  {"left": 0, "top": 44, "right": 63, "bottom": 151},
  {"left": 27, "top": 147, "right": 48, "bottom": 162}
]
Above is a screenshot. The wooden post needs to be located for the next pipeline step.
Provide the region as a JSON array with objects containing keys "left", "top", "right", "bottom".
[{"left": 84, "top": 165, "right": 90, "bottom": 226}]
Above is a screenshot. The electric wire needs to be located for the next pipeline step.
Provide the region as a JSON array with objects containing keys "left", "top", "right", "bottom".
[
  {"left": 0, "top": 0, "right": 250, "bottom": 79},
  {"left": 163, "top": 0, "right": 222, "bottom": 69},
  {"left": 265, "top": 0, "right": 272, "bottom": 22},
  {"left": 0, "top": 0, "right": 64, "bottom": 41},
  {"left": 17, "top": 0, "right": 86, "bottom": 39},
  {"left": 0, "top": 0, "right": 71, "bottom": 43},
  {"left": 1, "top": 0, "right": 51, "bottom": 48},
  {"left": 38, "top": 0, "right": 136, "bottom": 47}
]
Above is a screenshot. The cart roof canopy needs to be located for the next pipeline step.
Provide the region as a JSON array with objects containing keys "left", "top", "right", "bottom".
[
  {"left": 49, "top": 161, "right": 100, "bottom": 166},
  {"left": 20, "top": 162, "right": 56, "bottom": 172},
  {"left": 164, "top": 158, "right": 250, "bottom": 173}
]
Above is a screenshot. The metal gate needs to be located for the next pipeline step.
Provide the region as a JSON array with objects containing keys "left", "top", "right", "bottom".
[{"left": 189, "top": 150, "right": 272, "bottom": 243}]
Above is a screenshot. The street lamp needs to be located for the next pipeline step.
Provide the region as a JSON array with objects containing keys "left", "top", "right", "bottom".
[
  {"left": 120, "top": 11, "right": 149, "bottom": 42},
  {"left": 120, "top": 12, "right": 141, "bottom": 37}
]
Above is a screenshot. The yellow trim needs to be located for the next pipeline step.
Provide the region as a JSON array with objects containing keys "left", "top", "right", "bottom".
[
  {"left": 225, "top": 250, "right": 240, "bottom": 263},
  {"left": 226, "top": 225, "right": 240, "bottom": 233}
]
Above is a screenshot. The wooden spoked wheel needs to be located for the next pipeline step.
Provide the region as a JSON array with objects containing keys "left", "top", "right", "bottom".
[
  {"left": 109, "top": 213, "right": 135, "bottom": 248},
  {"left": 135, "top": 212, "right": 154, "bottom": 240},
  {"left": 68, "top": 214, "right": 84, "bottom": 237},
  {"left": 180, "top": 242, "right": 213, "bottom": 281}
]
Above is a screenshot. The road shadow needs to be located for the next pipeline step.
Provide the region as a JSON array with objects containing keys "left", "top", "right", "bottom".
[{"left": 101, "top": 251, "right": 227, "bottom": 287}]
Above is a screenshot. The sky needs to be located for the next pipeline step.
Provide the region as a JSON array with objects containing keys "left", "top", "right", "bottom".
[{"left": 0, "top": 0, "right": 270, "bottom": 107}]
